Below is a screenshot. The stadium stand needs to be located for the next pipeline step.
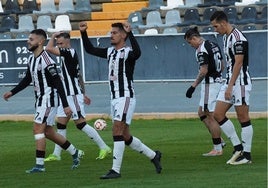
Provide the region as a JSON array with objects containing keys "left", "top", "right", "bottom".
[
  {"left": 21, "top": 0, "right": 39, "bottom": 14},
  {"left": 198, "top": 7, "right": 218, "bottom": 25},
  {"left": 68, "top": 0, "right": 92, "bottom": 13},
  {"left": 202, "top": 26, "right": 214, "bottom": 32},
  {"left": 181, "top": 8, "right": 201, "bottom": 26},
  {"left": 220, "top": 0, "right": 237, "bottom": 6},
  {"left": 197, "top": 0, "right": 222, "bottom": 7},
  {"left": 242, "top": 24, "right": 257, "bottom": 30},
  {"left": 2, "top": 0, "right": 21, "bottom": 14},
  {"left": 128, "top": 11, "right": 144, "bottom": 29},
  {"left": 36, "top": 15, "right": 53, "bottom": 31},
  {"left": 256, "top": 6, "right": 267, "bottom": 24},
  {"left": 0, "top": 15, "right": 17, "bottom": 33},
  {"left": 33, "top": 0, "right": 57, "bottom": 14},
  {"left": 182, "top": 0, "right": 202, "bottom": 8},
  {"left": 160, "top": 0, "right": 184, "bottom": 10},
  {"left": 56, "top": 0, "right": 74, "bottom": 14},
  {"left": 47, "top": 15, "right": 72, "bottom": 32},
  {"left": 0, "top": 33, "right": 12, "bottom": 39},
  {"left": 138, "top": 10, "right": 164, "bottom": 29},
  {"left": 15, "top": 32, "right": 29, "bottom": 39},
  {"left": 10, "top": 15, "right": 34, "bottom": 32},
  {"left": 235, "top": 0, "right": 259, "bottom": 6},
  {"left": 237, "top": 6, "right": 258, "bottom": 24},
  {"left": 224, "top": 6, "right": 239, "bottom": 24},
  {"left": 0, "top": 1, "right": 4, "bottom": 13},
  {"left": 142, "top": 0, "right": 164, "bottom": 11},
  {"left": 164, "top": 9, "right": 182, "bottom": 27},
  {"left": 162, "top": 27, "right": 178, "bottom": 34},
  {"left": 144, "top": 28, "right": 159, "bottom": 35}
]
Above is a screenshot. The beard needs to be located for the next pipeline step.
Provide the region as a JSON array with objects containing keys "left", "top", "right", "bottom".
[{"left": 28, "top": 44, "right": 39, "bottom": 52}]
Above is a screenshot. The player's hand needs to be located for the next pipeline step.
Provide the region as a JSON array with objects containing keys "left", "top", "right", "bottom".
[
  {"left": 225, "top": 86, "right": 232, "bottom": 100},
  {"left": 123, "top": 22, "right": 131, "bottom": 33},
  {"left": 84, "top": 95, "right": 91, "bottom": 105},
  {"left": 3, "top": 91, "right": 12, "bottom": 101},
  {"left": 186, "top": 86, "right": 195, "bottom": 98},
  {"left": 63, "top": 107, "right": 72, "bottom": 117},
  {"left": 79, "top": 21, "right": 88, "bottom": 32}
]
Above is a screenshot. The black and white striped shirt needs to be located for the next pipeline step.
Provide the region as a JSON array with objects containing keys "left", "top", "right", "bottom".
[
  {"left": 81, "top": 31, "right": 141, "bottom": 99},
  {"left": 223, "top": 28, "right": 251, "bottom": 85},
  {"left": 59, "top": 48, "right": 83, "bottom": 96}
]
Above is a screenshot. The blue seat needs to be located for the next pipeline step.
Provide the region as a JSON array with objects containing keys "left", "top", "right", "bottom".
[
  {"left": 68, "top": 0, "right": 92, "bottom": 13},
  {"left": 162, "top": 27, "right": 178, "bottom": 34},
  {"left": 198, "top": 7, "right": 217, "bottom": 25},
  {"left": 197, "top": 0, "right": 221, "bottom": 7},
  {"left": 224, "top": 7, "right": 239, "bottom": 24},
  {"left": 21, "top": 0, "right": 39, "bottom": 14},
  {"left": 0, "top": 15, "right": 17, "bottom": 33},
  {"left": 220, "top": 0, "right": 236, "bottom": 6},
  {"left": 242, "top": 24, "right": 257, "bottom": 31},
  {"left": 142, "top": 0, "right": 164, "bottom": 11},
  {"left": 128, "top": 12, "right": 144, "bottom": 29},
  {"left": 10, "top": 15, "right": 35, "bottom": 32},
  {"left": 0, "top": 33, "right": 12, "bottom": 39},
  {"left": 138, "top": 10, "right": 164, "bottom": 29},
  {"left": 237, "top": 6, "right": 258, "bottom": 24},
  {"left": 164, "top": 9, "right": 182, "bottom": 27},
  {"left": 181, "top": 8, "right": 201, "bottom": 26},
  {"left": 202, "top": 26, "right": 214, "bottom": 32},
  {"left": 2, "top": 0, "right": 21, "bottom": 14},
  {"left": 256, "top": 6, "right": 267, "bottom": 24}
]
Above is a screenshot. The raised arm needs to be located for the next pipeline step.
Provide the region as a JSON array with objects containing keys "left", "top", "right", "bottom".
[{"left": 79, "top": 22, "right": 108, "bottom": 58}]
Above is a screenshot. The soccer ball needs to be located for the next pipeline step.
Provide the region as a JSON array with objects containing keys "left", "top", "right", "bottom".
[{"left": 94, "top": 119, "right": 107, "bottom": 131}]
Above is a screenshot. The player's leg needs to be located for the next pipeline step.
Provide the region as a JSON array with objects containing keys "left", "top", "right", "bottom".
[
  {"left": 25, "top": 122, "right": 46, "bottom": 173},
  {"left": 45, "top": 104, "right": 69, "bottom": 162},
  {"left": 230, "top": 86, "right": 253, "bottom": 165},
  {"left": 214, "top": 101, "right": 243, "bottom": 163},
  {"left": 124, "top": 125, "right": 162, "bottom": 174},
  {"left": 75, "top": 118, "right": 111, "bottom": 159},
  {"left": 199, "top": 109, "right": 223, "bottom": 156}
]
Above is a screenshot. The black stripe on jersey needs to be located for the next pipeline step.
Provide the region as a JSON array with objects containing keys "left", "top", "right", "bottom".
[
  {"left": 118, "top": 49, "right": 125, "bottom": 97},
  {"left": 37, "top": 59, "right": 44, "bottom": 106},
  {"left": 109, "top": 49, "right": 116, "bottom": 99}
]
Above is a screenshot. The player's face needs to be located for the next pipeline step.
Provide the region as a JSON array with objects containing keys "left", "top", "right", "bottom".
[
  {"left": 27, "top": 34, "right": 43, "bottom": 52},
  {"left": 56, "top": 37, "right": 68, "bottom": 48},
  {"left": 211, "top": 20, "right": 226, "bottom": 35},
  {"left": 110, "top": 27, "right": 125, "bottom": 45},
  {"left": 186, "top": 36, "right": 200, "bottom": 49}
]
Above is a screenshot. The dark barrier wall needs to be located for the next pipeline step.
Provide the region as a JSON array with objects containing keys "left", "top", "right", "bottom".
[{"left": 0, "top": 31, "right": 267, "bottom": 85}]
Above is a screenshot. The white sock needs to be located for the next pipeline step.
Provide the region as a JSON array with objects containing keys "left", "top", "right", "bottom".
[
  {"left": 112, "top": 141, "right": 125, "bottom": 173},
  {"left": 82, "top": 124, "right": 108, "bottom": 149},
  {"left": 220, "top": 119, "right": 241, "bottom": 147},
  {"left": 241, "top": 125, "right": 253, "bottom": 152},
  {"left": 214, "top": 144, "right": 222, "bottom": 151},
  {"left": 53, "top": 128, "right": 66, "bottom": 157},
  {"left": 36, "top": 158, "right": 44, "bottom": 166},
  {"left": 128, "top": 136, "right": 155, "bottom": 159},
  {"left": 66, "top": 144, "right": 76, "bottom": 156}
]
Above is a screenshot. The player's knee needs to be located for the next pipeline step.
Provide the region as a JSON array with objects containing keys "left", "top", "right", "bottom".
[
  {"left": 57, "top": 122, "right": 66, "bottom": 129},
  {"left": 125, "top": 136, "right": 133, "bottom": 145},
  {"left": 76, "top": 122, "right": 86, "bottom": 130},
  {"left": 34, "top": 133, "right": 45, "bottom": 140},
  {"left": 199, "top": 115, "right": 207, "bottom": 121}
]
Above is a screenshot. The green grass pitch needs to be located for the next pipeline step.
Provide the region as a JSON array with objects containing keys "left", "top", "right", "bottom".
[{"left": 0, "top": 118, "right": 267, "bottom": 188}]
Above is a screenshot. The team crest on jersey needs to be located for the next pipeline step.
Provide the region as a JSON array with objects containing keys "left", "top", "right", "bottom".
[
  {"left": 197, "top": 53, "right": 205, "bottom": 63},
  {"left": 47, "top": 65, "right": 57, "bottom": 76},
  {"left": 235, "top": 41, "right": 244, "bottom": 54}
]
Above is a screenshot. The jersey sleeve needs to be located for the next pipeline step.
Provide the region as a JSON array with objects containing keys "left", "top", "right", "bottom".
[
  {"left": 10, "top": 67, "right": 32, "bottom": 95},
  {"left": 197, "top": 52, "right": 209, "bottom": 66},
  {"left": 234, "top": 40, "right": 248, "bottom": 55},
  {"left": 128, "top": 31, "right": 141, "bottom": 60}
]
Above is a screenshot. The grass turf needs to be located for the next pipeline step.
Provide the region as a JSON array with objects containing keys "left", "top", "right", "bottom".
[{"left": 0, "top": 118, "right": 267, "bottom": 188}]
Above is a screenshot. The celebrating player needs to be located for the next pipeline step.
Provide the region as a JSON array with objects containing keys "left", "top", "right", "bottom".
[{"left": 79, "top": 21, "right": 162, "bottom": 179}]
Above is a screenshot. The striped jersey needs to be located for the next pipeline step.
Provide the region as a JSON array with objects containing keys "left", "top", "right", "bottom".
[
  {"left": 196, "top": 40, "right": 223, "bottom": 83},
  {"left": 58, "top": 47, "right": 83, "bottom": 96},
  {"left": 28, "top": 50, "right": 59, "bottom": 107},
  {"left": 81, "top": 31, "right": 141, "bottom": 99},
  {"left": 223, "top": 28, "right": 251, "bottom": 85}
]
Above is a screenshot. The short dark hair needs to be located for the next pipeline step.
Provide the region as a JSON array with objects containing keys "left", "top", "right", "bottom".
[
  {"left": 111, "top": 22, "right": 126, "bottom": 32},
  {"left": 56, "top": 32, "right": 70, "bottom": 39},
  {"left": 30, "top": 29, "right": 47, "bottom": 40},
  {"left": 210, "top": 11, "right": 228, "bottom": 22},
  {"left": 184, "top": 27, "right": 200, "bottom": 40}
]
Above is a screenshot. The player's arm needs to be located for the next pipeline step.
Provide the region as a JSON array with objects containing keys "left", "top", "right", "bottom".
[
  {"left": 45, "top": 32, "right": 61, "bottom": 56},
  {"left": 128, "top": 31, "right": 141, "bottom": 60},
  {"left": 186, "top": 52, "right": 208, "bottom": 98},
  {"left": 46, "top": 64, "right": 69, "bottom": 108},
  {"left": 78, "top": 74, "right": 91, "bottom": 105},
  {"left": 3, "top": 67, "right": 32, "bottom": 101},
  {"left": 79, "top": 22, "right": 107, "bottom": 58},
  {"left": 225, "top": 41, "right": 247, "bottom": 100}
]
